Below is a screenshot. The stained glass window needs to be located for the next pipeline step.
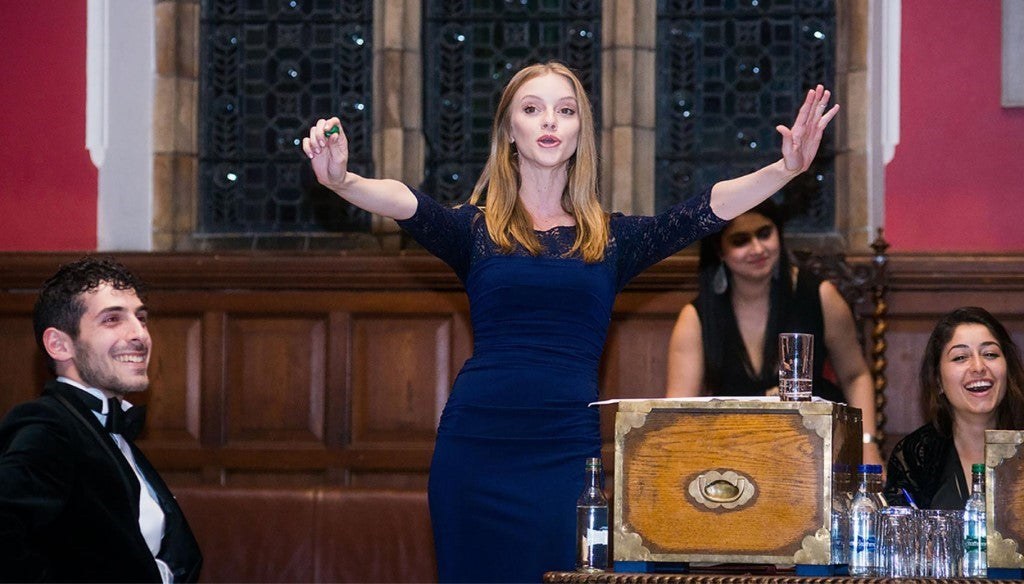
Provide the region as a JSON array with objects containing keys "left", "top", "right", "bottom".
[
  {"left": 199, "top": 0, "right": 374, "bottom": 241},
  {"left": 422, "top": 0, "right": 602, "bottom": 205},
  {"left": 656, "top": 0, "right": 836, "bottom": 233}
]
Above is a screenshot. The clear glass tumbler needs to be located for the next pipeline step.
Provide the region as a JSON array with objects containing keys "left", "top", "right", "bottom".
[
  {"left": 877, "top": 506, "right": 918, "bottom": 577},
  {"left": 919, "top": 509, "right": 963, "bottom": 578}
]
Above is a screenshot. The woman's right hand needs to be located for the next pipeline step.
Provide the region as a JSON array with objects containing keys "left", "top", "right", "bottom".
[
  {"left": 299, "top": 117, "right": 417, "bottom": 220},
  {"left": 302, "top": 117, "right": 348, "bottom": 192}
]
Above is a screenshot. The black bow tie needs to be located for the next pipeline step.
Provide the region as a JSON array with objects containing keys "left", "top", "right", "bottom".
[{"left": 76, "top": 392, "right": 147, "bottom": 440}]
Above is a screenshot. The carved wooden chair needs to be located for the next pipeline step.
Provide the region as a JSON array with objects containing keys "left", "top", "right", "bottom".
[{"left": 791, "top": 230, "right": 890, "bottom": 449}]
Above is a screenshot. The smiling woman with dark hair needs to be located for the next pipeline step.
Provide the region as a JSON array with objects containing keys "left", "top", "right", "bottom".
[
  {"left": 884, "top": 306, "right": 1024, "bottom": 509},
  {"left": 665, "top": 198, "right": 884, "bottom": 467}
]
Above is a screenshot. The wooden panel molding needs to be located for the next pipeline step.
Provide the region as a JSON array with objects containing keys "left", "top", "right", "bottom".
[
  {"left": 351, "top": 315, "right": 454, "bottom": 446},
  {"left": 225, "top": 317, "right": 327, "bottom": 444},
  {"left": 146, "top": 316, "right": 202, "bottom": 444},
  {"left": 3, "top": 251, "right": 1024, "bottom": 486},
  {"left": 0, "top": 315, "right": 48, "bottom": 419}
]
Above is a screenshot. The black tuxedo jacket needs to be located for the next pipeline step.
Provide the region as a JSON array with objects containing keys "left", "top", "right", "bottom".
[{"left": 0, "top": 381, "right": 202, "bottom": 582}]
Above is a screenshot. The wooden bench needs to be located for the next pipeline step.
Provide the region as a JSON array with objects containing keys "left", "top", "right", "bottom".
[{"left": 173, "top": 486, "right": 436, "bottom": 583}]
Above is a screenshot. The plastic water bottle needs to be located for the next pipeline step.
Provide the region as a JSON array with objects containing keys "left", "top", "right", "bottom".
[
  {"left": 963, "top": 463, "right": 988, "bottom": 577},
  {"left": 576, "top": 457, "right": 609, "bottom": 572},
  {"left": 830, "top": 464, "right": 852, "bottom": 565},
  {"left": 865, "top": 464, "right": 887, "bottom": 509},
  {"left": 848, "top": 464, "right": 880, "bottom": 576}
]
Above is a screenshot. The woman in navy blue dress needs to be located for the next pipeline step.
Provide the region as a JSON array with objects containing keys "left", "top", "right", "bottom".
[{"left": 303, "top": 62, "right": 839, "bottom": 582}]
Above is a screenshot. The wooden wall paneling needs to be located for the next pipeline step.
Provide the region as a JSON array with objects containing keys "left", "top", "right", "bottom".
[
  {"left": 599, "top": 290, "right": 696, "bottom": 446},
  {"left": 0, "top": 293, "right": 46, "bottom": 416},
  {"left": 350, "top": 315, "right": 452, "bottom": 446},
  {"left": 346, "top": 297, "right": 468, "bottom": 487},
  {"left": 5, "top": 252, "right": 1024, "bottom": 487},
  {"left": 448, "top": 310, "right": 473, "bottom": 418},
  {"left": 324, "top": 311, "right": 351, "bottom": 484},
  {"left": 348, "top": 471, "right": 430, "bottom": 489},
  {"left": 601, "top": 290, "right": 695, "bottom": 400},
  {"left": 186, "top": 309, "right": 227, "bottom": 485},
  {"left": 200, "top": 310, "right": 226, "bottom": 476},
  {"left": 223, "top": 470, "right": 335, "bottom": 488},
  {"left": 139, "top": 313, "right": 202, "bottom": 445},
  {"left": 224, "top": 316, "right": 327, "bottom": 444},
  {"left": 877, "top": 316, "right": 936, "bottom": 446},
  {"left": 0, "top": 314, "right": 47, "bottom": 416}
]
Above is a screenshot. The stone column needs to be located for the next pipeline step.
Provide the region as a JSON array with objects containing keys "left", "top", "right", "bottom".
[
  {"left": 601, "top": 0, "right": 657, "bottom": 216},
  {"left": 372, "top": 0, "right": 423, "bottom": 250},
  {"left": 153, "top": 0, "right": 199, "bottom": 251}
]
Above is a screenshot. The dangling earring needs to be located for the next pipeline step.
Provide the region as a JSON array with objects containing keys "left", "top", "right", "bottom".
[{"left": 713, "top": 264, "right": 728, "bottom": 295}]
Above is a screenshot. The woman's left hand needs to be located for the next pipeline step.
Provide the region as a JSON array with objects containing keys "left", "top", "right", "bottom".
[{"left": 776, "top": 85, "right": 840, "bottom": 173}]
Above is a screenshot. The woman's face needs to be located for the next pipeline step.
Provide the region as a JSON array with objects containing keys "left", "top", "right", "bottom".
[
  {"left": 718, "top": 211, "right": 780, "bottom": 283},
  {"left": 940, "top": 323, "right": 1008, "bottom": 424},
  {"left": 507, "top": 72, "right": 581, "bottom": 172}
]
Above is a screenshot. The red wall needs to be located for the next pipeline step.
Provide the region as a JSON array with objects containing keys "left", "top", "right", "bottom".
[
  {"left": 0, "top": 2, "right": 1020, "bottom": 252},
  {"left": 0, "top": 0, "right": 96, "bottom": 251},
  {"left": 885, "top": 0, "right": 1024, "bottom": 252}
]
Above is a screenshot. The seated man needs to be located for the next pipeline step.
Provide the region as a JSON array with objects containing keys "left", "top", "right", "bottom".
[{"left": 0, "top": 257, "right": 202, "bottom": 582}]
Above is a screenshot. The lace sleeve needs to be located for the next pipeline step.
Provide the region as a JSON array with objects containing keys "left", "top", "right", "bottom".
[
  {"left": 395, "top": 187, "right": 476, "bottom": 281},
  {"left": 883, "top": 436, "right": 919, "bottom": 507},
  {"left": 882, "top": 425, "right": 947, "bottom": 509},
  {"left": 612, "top": 186, "right": 727, "bottom": 290}
]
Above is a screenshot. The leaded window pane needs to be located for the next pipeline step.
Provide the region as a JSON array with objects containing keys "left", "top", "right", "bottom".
[
  {"left": 656, "top": 0, "right": 835, "bottom": 233},
  {"left": 422, "top": 0, "right": 602, "bottom": 205},
  {"left": 199, "top": 0, "right": 373, "bottom": 238}
]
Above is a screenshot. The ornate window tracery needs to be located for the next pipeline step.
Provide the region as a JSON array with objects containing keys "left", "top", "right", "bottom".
[{"left": 656, "top": 0, "right": 836, "bottom": 233}]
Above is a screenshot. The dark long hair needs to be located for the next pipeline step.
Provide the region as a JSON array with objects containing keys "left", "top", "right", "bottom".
[
  {"left": 920, "top": 306, "right": 1024, "bottom": 435},
  {"left": 695, "top": 199, "right": 791, "bottom": 390}
]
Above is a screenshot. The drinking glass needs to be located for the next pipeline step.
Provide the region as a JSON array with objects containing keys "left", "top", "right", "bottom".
[
  {"left": 877, "top": 506, "right": 918, "bottom": 577},
  {"left": 778, "top": 333, "right": 814, "bottom": 401},
  {"left": 919, "top": 509, "right": 963, "bottom": 578}
]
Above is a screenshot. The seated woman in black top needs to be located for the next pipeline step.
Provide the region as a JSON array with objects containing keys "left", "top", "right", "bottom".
[
  {"left": 665, "top": 199, "right": 883, "bottom": 466},
  {"left": 884, "top": 306, "right": 1024, "bottom": 509}
]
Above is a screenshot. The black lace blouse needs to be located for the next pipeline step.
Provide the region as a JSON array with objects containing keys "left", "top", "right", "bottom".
[{"left": 883, "top": 423, "right": 968, "bottom": 510}]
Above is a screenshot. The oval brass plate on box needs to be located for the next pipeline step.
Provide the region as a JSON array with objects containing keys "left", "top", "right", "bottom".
[{"left": 687, "top": 470, "right": 755, "bottom": 510}]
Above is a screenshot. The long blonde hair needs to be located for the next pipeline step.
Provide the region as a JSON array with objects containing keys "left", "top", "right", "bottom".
[{"left": 468, "top": 62, "right": 608, "bottom": 262}]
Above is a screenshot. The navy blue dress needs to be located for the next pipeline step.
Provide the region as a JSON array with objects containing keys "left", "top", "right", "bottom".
[{"left": 397, "top": 186, "right": 725, "bottom": 582}]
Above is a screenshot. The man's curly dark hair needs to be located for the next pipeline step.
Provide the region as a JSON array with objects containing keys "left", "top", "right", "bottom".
[{"left": 33, "top": 257, "right": 146, "bottom": 373}]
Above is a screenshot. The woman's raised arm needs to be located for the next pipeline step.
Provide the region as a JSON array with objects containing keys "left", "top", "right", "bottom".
[
  {"left": 302, "top": 117, "right": 417, "bottom": 220},
  {"left": 709, "top": 85, "right": 839, "bottom": 220}
]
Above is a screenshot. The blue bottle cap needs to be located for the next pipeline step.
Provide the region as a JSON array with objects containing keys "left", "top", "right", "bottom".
[{"left": 857, "top": 463, "right": 883, "bottom": 473}]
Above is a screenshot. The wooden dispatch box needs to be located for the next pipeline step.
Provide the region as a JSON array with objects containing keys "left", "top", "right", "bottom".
[
  {"left": 985, "top": 429, "right": 1024, "bottom": 570},
  {"left": 613, "top": 399, "right": 862, "bottom": 566}
]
